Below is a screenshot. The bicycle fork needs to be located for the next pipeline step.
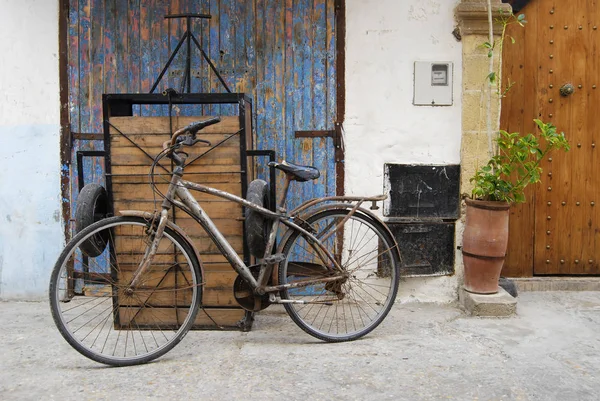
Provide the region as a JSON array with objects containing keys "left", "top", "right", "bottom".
[
  {"left": 128, "top": 208, "right": 170, "bottom": 289},
  {"left": 127, "top": 169, "right": 182, "bottom": 289}
]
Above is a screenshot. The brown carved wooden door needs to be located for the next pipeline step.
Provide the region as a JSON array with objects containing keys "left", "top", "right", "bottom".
[{"left": 502, "top": 0, "right": 600, "bottom": 276}]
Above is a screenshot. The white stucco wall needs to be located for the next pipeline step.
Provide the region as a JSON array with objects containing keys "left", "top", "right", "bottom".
[
  {"left": 0, "top": 0, "right": 63, "bottom": 299},
  {"left": 345, "top": 0, "right": 462, "bottom": 303}
]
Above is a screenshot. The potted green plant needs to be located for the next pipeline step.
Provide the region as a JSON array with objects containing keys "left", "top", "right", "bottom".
[
  {"left": 462, "top": 121, "right": 570, "bottom": 293},
  {"left": 461, "top": 6, "right": 569, "bottom": 294}
]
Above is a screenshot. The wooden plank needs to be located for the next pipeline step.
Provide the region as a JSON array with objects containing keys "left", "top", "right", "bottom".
[
  {"left": 501, "top": 3, "right": 532, "bottom": 277},
  {"left": 209, "top": 0, "right": 221, "bottom": 116},
  {"left": 114, "top": 233, "right": 243, "bottom": 254},
  {"left": 582, "top": 0, "right": 597, "bottom": 274},
  {"left": 220, "top": 0, "right": 233, "bottom": 117},
  {"left": 111, "top": 133, "right": 241, "bottom": 149},
  {"left": 115, "top": 0, "right": 129, "bottom": 93},
  {"left": 284, "top": 0, "right": 295, "bottom": 200},
  {"left": 113, "top": 200, "right": 243, "bottom": 219},
  {"left": 199, "top": 0, "right": 212, "bottom": 107},
  {"left": 312, "top": 0, "right": 327, "bottom": 201},
  {"left": 301, "top": 0, "right": 315, "bottom": 206},
  {"left": 273, "top": 1, "right": 286, "bottom": 185},
  {"left": 90, "top": 0, "right": 104, "bottom": 133},
  {"left": 325, "top": 0, "right": 336, "bottom": 198},
  {"left": 111, "top": 171, "right": 241, "bottom": 185},
  {"left": 192, "top": 308, "right": 247, "bottom": 329},
  {"left": 109, "top": 147, "right": 240, "bottom": 166},
  {"left": 567, "top": 0, "right": 589, "bottom": 273},
  {"left": 78, "top": 0, "right": 91, "bottom": 139},
  {"left": 264, "top": 0, "right": 277, "bottom": 181},
  {"left": 68, "top": 0, "right": 80, "bottom": 134},
  {"left": 139, "top": 0, "right": 151, "bottom": 112},
  {"left": 114, "top": 270, "right": 238, "bottom": 306},
  {"left": 111, "top": 164, "right": 242, "bottom": 175},
  {"left": 118, "top": 307, "right": 247, "bottom": 329},
  {"left": 535, "top": 0, "right": 574, "bottom": 274},
  {"left": 255, "top": 0, "right": 267, "bottom": 164},
  {"left": 587, "top": 1, "right": 600, "bottom": 273},
  {"left": 111, "top": 181, "right": 241, "bottom": 199},
  {"left": 109, "top": 116, "right": 241, "bottom": 134},
  {"left": 166, "top": 0, "right": 181, "bottom": 92},
  {"left": 128, "top": 0, "right": 141, "bottom": 94},
  {"left": 103, "top": 0, "right": 117, "bottom": 95},
  {"left": 202, "top": 271, "right": 239, "bottom": 306}
]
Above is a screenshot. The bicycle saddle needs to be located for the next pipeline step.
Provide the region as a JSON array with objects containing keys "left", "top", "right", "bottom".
[{"left": 268, "top": 161, "right": 320, "bottom": 182}]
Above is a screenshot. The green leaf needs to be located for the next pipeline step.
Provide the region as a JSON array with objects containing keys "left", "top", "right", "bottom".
[{"left": 487, "top": 72, "right": 497, "bottom": 84}]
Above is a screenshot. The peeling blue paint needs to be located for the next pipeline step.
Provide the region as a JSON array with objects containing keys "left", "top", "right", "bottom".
[{"left": 69, "top": 1, "right": 338, "bottom": 212}]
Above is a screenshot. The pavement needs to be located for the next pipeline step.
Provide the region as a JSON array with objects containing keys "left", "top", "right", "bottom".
[{"left": 1, "top": 291, "right": 600, "bottom": 401}]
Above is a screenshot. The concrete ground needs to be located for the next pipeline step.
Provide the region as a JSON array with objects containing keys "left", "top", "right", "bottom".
[{"left": 1, "top": 292, "right": 599, "bottom": 401}]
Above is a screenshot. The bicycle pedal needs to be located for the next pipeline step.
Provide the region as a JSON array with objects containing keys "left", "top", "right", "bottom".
[{"left": 264, "top": 253, "right": 285, "bottom": 264}]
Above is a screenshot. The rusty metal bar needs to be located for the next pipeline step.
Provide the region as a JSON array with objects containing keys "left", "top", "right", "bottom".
[
  {"left": 72, "top": 133, "right": 104, "bottom": 140},
  {"left": 294, "top": 130, "right": 335, "bottom": 138},
  {"left": 291, "top": 194, "right": 387, "bottom": 216},
  {"left": 263, "top": 275, "right": 345, "bottom": 293}
]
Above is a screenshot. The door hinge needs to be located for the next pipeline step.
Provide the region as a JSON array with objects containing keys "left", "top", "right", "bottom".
[{"left": 294, "top": 122, "right": 345, "bottom": 163}]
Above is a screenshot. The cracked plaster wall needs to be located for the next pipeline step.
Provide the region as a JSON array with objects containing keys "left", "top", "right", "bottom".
[
  {"left": 0, "top": 0, "right": 63, "bottom": 299},
  {"left": 345, "top": 0, "right": 463, "bottom": 303}
]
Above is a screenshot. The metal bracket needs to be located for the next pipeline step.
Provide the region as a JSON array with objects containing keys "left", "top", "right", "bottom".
[{"left": 294, "top": 122, "right": 345, "bottom": 163}]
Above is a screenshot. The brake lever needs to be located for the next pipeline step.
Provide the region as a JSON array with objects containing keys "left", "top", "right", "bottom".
[
  {"left": 191, "top": 138, "right": 212, "bottom": 147},
  {"left": 177, "top": 134, "right": 212, "bottom": 147}
]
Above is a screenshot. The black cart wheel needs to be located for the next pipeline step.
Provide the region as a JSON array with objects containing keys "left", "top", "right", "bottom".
[
  {"left": 75, "top": 183, "right": 109, "bottom": 257},
  {"left": 245, "top": 179, "right": 270, "bottom": 258}
]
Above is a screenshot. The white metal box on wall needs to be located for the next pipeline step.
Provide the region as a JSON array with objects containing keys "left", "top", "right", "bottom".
[{"left": 413, "top": 61, "right": 454, "bottom": 106}]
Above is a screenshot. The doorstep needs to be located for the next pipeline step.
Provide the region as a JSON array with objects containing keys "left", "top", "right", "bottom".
[{"left": 511, "top": 277, "right": 600, "bottom": 292}]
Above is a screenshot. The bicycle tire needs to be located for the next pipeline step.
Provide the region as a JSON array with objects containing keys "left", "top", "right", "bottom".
[
  {"left": 279, "top": 209, "right": 400, "bottom": 342},
  {"left": 75, "top": 184, "right": 109, "bottom": 257},
  {"left": 49, "top": 216, "right": 202, "bottom": 366},
  {"left": 245, "top": 179, "right": 270, "bottom": 257}
]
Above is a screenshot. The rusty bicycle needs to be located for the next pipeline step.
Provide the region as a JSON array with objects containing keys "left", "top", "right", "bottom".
[{"left": 49, "top": 118, "right": 401, "bottom": 366}]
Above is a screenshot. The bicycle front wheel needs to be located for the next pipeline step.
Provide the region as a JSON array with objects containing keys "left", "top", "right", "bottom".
[
  {"left": 279, "top": 209, "right": 400, "bottom": 342},
  {"left": 49, "top": 216, "right": 202, "bottom": 366}
]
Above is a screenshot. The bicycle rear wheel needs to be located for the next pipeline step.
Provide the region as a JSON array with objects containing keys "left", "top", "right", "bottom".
[
  {"left": 279, "top": 209, "right": 400, "bottom": 342},
  {"left": 49, "top": 216, "right": 202, "bottom": 366}
]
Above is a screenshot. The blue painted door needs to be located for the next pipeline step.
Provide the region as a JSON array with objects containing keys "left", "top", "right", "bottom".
[{"left": 67, "top": 0, "right": 338, "bottom": 229}]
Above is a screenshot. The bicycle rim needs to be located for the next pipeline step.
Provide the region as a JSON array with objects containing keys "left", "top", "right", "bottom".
[
  {"left": 279, "top": 209, "right": 400, "bottom": 342},
  {"left": 49, "top": 216, "right": 201, "bottom": 366}
]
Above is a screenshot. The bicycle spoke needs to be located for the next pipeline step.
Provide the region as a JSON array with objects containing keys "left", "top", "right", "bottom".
[
  {"left": 280, "top": 209, "right": 399, "bottom": 341},
  {"left": 50, "top": 217, "right": 200, "bottom": 366}
]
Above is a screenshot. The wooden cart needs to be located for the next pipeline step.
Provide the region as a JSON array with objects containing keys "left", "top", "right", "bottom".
[{"left": 100, "top": 93, "right": 263, "bottom": 330}]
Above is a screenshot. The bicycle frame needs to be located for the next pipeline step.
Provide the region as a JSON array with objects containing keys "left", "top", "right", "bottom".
[{"left": 132, "top": 170, "right": 355, "bottom": 296}]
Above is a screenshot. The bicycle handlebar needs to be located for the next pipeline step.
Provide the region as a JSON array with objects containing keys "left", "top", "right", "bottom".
[{"left": 169, "top": 117, "right": 221, "bottom": 146}]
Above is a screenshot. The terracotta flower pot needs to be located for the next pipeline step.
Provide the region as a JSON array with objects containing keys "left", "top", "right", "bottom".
[{"left": 462, "top": 199, "right": 511, "bottom": 294}]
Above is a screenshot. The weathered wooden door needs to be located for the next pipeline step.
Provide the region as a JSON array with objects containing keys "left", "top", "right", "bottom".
[
  {"left": 67, "top": 0, "right": 339, "bottom": 228},
  {"left": 502, "top": 0, "right": 600, "bottom": 276}
]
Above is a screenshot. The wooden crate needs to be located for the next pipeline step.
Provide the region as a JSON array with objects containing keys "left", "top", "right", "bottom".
[{"left": 108, "top": 116, "right": 251, "bottom": 330}]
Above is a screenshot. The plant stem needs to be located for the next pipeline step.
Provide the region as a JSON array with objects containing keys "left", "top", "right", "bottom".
[
  {"left": 486, "top": 0, "right": 494, "bottom": 160},
  {"left": 495, "top": 16, "right": 509, "bottom": 157}
]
